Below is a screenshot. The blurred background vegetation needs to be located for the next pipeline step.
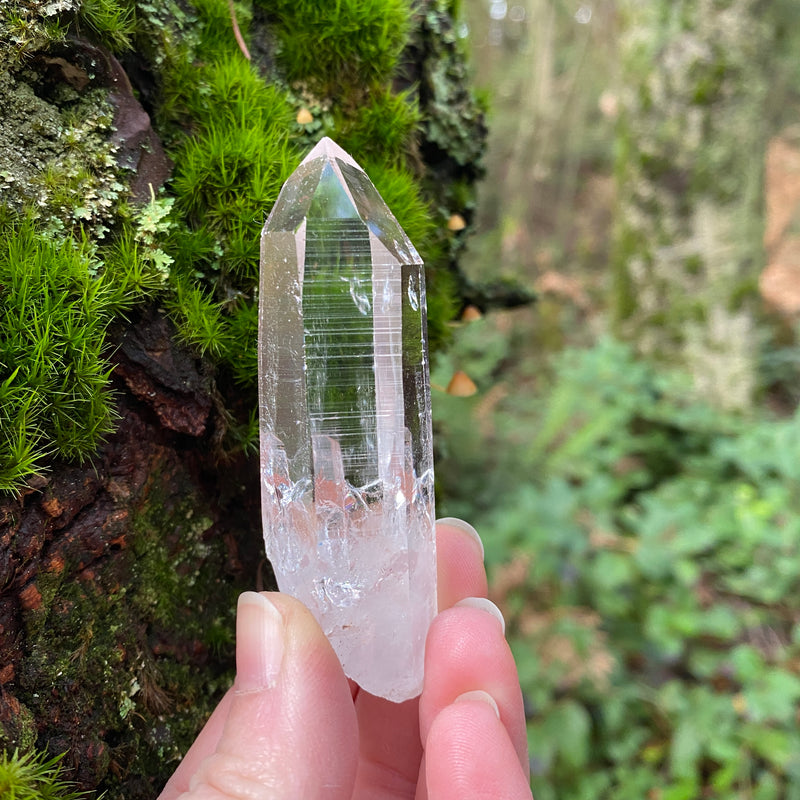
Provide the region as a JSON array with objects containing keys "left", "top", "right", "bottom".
[{"left": 433, "top": 0, "right": 800, "bottom": 797}]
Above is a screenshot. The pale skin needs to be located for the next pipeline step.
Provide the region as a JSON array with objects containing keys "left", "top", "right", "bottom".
[{"left": 159, "top": 520, "right": 533, "bottom": 799}]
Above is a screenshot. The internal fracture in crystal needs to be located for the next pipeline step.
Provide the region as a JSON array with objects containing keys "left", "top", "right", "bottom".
[{"left": 258, "top": 138, "right": 437, "bottom": 702}]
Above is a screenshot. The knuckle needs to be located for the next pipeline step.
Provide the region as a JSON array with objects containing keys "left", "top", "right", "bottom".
[{"left": 184, "top": 752, "right": 274, "bottom": 800}]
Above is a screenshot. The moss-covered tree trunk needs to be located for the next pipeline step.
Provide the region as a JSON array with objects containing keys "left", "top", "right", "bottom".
[
  {"left": 0, "top": 1, "right": 486, "bottom": 797},
  {"left": 0, "top": 307, "right": 261, "bottom": 797},
  {"left": 612, "top": 0, "right": 776, "bottom": 410}
]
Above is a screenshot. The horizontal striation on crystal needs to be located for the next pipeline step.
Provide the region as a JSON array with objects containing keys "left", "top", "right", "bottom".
[{"left": 258, "top": 137, "right": 436, "bottom": 702}]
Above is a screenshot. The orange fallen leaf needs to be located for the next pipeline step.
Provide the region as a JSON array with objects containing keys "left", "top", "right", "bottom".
[
  {"left": 461, "top": 304, "right": 482, "bottom": 322},
  {"left": 764, "top": 135, "right": 800, "bottom": 253},
  {"left": 446, "top": 370, "right": 477, "bottom": 396},
  {"left": 447, "top": 213, "right": 466, "bottom": 232}
]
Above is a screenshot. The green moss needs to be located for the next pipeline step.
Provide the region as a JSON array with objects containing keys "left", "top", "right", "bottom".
[
  {"left": 0, "top": 0, "right": 483, "bottom": 487},
  {"left": 0, "top": 2, "right": 71, "bottom": 64},
  {"left": 105, "top": 196, "right": 176, "bottom": 302},
  {"left": 161, "top": 44, "right": 297, "bottom": 364},
  {"left": 166, "top": 277, "right": 232, "bottom": 357},
  {"left": 0, "top": 749, "right": 88, "bottom": 800},
  {"left": 369, "top": 162, "right": 438, "bottom": 256},
  {"left": 163, "top": 48, "right": 295, "bottom": 276},
  {"left": 18, "top": 481, "right": 239, "bottom": 794},
  {"left": 189, "top": 55, "right": 292, "bottom": 130},
  {"left": 171, "top": 122, "right": 292, "bottom": 237},
  {"left": 334, "top": 87, "right": 421, "bottom": 165},
  {"left": 79, "top": 0, "right": 137, "bottom": 52},
  {"left": 264, "top": 0, "right": 413, "bottom": 93},
  {"left": 0, "top": 702, "right": 37, "bottom": 754},
  {"left": 426, "top": 267, "right": 458, "bottom": 354},
  {"left": 193, "top": 0, "right": 252, "bottom": 62},
  {"left": 225, "top": 302, "right": 259, "bottom": 386},
  {"left": 0, "top": 208, "right": 167, "bottom": 492},
  {"left": 0, "top": 219, "right": 113, "bottom": 489}
]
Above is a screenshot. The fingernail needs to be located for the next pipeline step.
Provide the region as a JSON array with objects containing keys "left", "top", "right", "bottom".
[
  {"left": 454, "top": 596, "right": 505, "bottom": 635},
  {"left": 455, "top": 690, "right": 500, "bottom": 718},
  {"left": 437, "top": 517, "right": 484, "bottom": 559},
  {"left": 236, "top": 591, "right": 285, "bottom": 691}
]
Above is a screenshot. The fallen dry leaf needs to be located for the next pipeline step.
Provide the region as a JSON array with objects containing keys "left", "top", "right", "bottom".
[
  {"left": 447, "top": 213, "right": 466, "bottom": 232},
  {"left": 764, "top": 134, "right": 800, "bottom": 253},
  {"left": 461, "top": 304, "right": 482, "bottom": 322},
  {"left": 761, "top": 132, "right": 800, "bottom": 315},
  {"left": 446, "top": 370, "right": 477, "bottom": 396}
]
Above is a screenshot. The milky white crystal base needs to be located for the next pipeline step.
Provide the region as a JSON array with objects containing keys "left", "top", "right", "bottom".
[{"left": 262, "top": 433, "right": 436, "bottom": 701}]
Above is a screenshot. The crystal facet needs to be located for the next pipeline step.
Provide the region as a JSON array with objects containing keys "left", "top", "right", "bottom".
[{"left": 258, "top": 138, "right": 437, "bottom": 702}]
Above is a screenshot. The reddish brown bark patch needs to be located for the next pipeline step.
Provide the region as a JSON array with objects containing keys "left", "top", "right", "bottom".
[{"left": 0, "top": 309, "right": 262, "bottom": 799}]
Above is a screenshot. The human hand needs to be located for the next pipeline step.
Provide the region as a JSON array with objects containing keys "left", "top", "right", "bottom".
[{"left": 158, "top": 518, "right": 532, "bottom": 799}]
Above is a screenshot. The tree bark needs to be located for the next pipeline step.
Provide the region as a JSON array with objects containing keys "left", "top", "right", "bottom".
[
  {"left": 1, "top": 306, "right": 261, "bottom": 797},
  {"left": 612, "top": 0, "right": 776, "bottom": 410}
]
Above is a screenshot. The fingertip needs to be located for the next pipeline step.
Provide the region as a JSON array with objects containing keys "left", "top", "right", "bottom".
[
  {"left": 424, "top": 701, "right": 532, "bottom": 799},
  {"left": 421, "top": 605, "right": 529, "bottom": 778},
  {"left": 235, "top": 592, "right": 285, "bottom": 691},
  {"left": 454, "top": 689, "right": 500, "bottom": 718},
  {"left": 453, "top": 597, "right": 505, "bottom": 635},
  {"left": 436, "top": 517, "right": 484, "bottom": 559},
  {"left": 253, "top": 591, "right": 335, "bottom": 655},
  {"left": 436, "top": 520, "right": 489, "bottom": 610},
  {"left": 248, "top": 592, "right": 352, "bottom": 705}
]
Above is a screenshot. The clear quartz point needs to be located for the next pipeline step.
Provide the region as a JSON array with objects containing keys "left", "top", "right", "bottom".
[{"left": 258, "top": 137, "right": 437, "bottom": 702}]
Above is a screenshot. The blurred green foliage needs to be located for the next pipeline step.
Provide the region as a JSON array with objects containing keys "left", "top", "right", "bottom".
[{"left": 435, "top": 329, "right": 800, "bottom": 799}]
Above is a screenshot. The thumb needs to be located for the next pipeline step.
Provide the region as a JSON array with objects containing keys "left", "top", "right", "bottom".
[{"left": 181, "top": 592, "right": 358, "bottom": 800}]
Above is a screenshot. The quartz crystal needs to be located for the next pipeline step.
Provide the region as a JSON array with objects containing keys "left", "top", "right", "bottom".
[{"left": 258, "top": 138, "right": 437, "bottom": 702}]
